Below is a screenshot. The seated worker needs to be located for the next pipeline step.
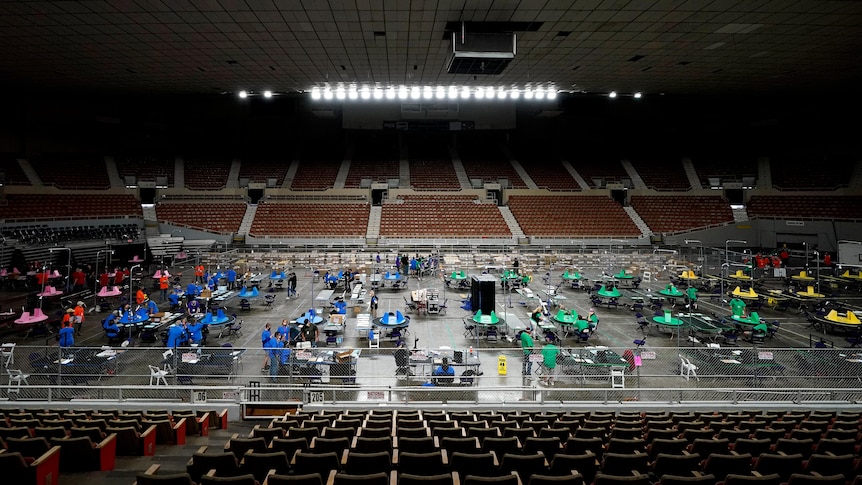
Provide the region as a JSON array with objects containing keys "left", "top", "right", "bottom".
[
  {"left": 587, "top": 308, "right": 599, "bottom": 332},
  {"left": 145, "top": 298, "right": 159, "bottom": 316},
  {"left": 166, "top": 320, "right": 189, "bottom": 348},
  {"left": 331, "top": 299, "right": 347, "bottom": 315},
  {"left": 103, "top": 314, "right": 121, "bottom": 340},
  {"left": 432, "top": 357, "right": 455, "bottom": 385},
  {"left": 530, "top": 305, "right": 544, "bottom": 325},
  {"left": 168, "top": 289, "right": 182, "bottom": 309},
  {"left": 187, "top": 320, "right": 206, "bottom": 345},
  {"left": 187, "top": 298, "right": 201, "bottom": 317},
  {"left": 575, "top": 318, "right": 591, "bottom": 339}
]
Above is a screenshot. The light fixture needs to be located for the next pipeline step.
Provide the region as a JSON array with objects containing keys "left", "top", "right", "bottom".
[
  {"left": 323, "top": 88, "right": 333, "bottom": 100},
  {"left": 373, "top": 87, "right": 383, "bottom": 99},
  {"left": 497, "top": 88, "right": 507, "bottom": 99},
  {"left": 398, "top": 86, "right": 408, "bottom": 99},
  {"left": 547, "top": 90, "right": 557, "bottom": 100},
  {"left": 263, "top": 90, "right": 272, "bottom": 98},
  {"left": 360, "top": 87, "right": 371, "bottom": 99},
  {"left": 524, "top": 88, "right": 534, "bottom": 99},
  {"left": 348, "top": 87, "right": 358, "bottom": 99},
  {"left": 422, "top": 86, "right": 433, "bottom": 99},
  {"left": 608, "top": 91, "right": 617, "bottom": 98},
  {"left": 335, "top": 87, "right": 346, "bottom": 99},
  {"left": 634, "top": 92, "right": 642, "bottom": 99},
  {"left": 475, "top": 87, "right": 485, "bottom": 99},
  {"left": 311, "top": 87, "right": 321, "bottom": 100},
  {"left": 535, "top": 87, "right": 546, "bottom": 99},
  {"left": 238, "top": 90, "right": 248, "bottom": 98},
  {"left": 410, "top": 86, "right": 420, "bottom": 99},
  {"left": 460, "top": 87, "right": 470, "bottom": 99},
  {"left": 509, "top": 89, "right": 520, "bottom": 99},
  {"left": 436, "top": 86, "right": 446, "bottom": 99},
  {"left": 448, "top": 86, "right": 458, "bottom": 99},
  {"left": 386, "top": 87, "right": 396, "bottom": 99}
]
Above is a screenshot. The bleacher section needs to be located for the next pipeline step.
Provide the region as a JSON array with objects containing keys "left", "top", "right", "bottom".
[
  {"left": 0, "top": 155, "right": 30, "bottom": 185},
  {"left": 570, "top": 153, "right": 629, "bottom": 189},
  {"left": 747, "top": 195, "right": 862, "bottom": 220},
  {"left": 380, "top": 196, "right": 511, "bottom": 238},
  {"left": 508, "top": 195, "right": 640, "bottom": 237},
  {"left": 30, "top": 154, "right": 110, "bottom": 189},
  {"left": 156, "top": 201, "right": 247, "bottom": 234},
  {"left": 692, "top": 154, "right": 758, "bottom": 188},
  {"left": 345, "top": 134, "right": 399, "bottom": 188},
  {"left": 2, "top": 223, "right": 140, "bottom": 245},
  {"left": 291, "top": 142, "right": 344, "bottom": 190},
  {"left": 630, "top": 195, "right": 734, "bottom": 233},
  {"left": 516, "top": 143, "right": 578, "bottom": 191},
  {"left": 0, "top": 194, "right": 142, "bottom": 221},
  {"left": 345, "top": 161, "right": 400, "bottom": 188},
  {"left": 115, "top": 154, "right": 175, "bottom": 187},
  {"left": 770, "top": 154, "right": 854, "bottom": 190},
  {"left": 408, "top": 137, "right": 460, "bottom": 190},
  {"left": 630, "top": 155, "right": 691, "bottom": 191},
  {"left": 238, "top": 158, "right": 291, "bottom": 186},
  {"left": 459, "top": 136, "right": 526, "bottom": 188},
  {"left": 250, "top": 202, "right": 370, "bottom": 237},
  {"left": 183, "top": 157, "right": 231, "bottom": 190}
]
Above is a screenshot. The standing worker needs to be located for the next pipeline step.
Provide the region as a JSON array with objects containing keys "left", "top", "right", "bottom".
[{"left": 519, "top": 329, "right": 534, "bottom": 377}]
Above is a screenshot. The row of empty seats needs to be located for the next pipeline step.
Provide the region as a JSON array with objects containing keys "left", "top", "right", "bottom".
[
  {"left": 630, "top": 196, "right": 734, "bottom": 233},
  {"left": 508, "top": 195, "right": 641, "bottom": 237},
  {"left": 0, "top": 194, "right": 143, "bottom": 221},
  {"left": 184, "top": 158, "right": 232, "bottom": 190},
  {"left": 291, "top": 159, "right": 342, "bottom": 190},
  {"left": 1, "top": 223, "right": 140, "bottom": 245},
  {"left": 157, "top": 202, "right": 247, "bottom": 234},
  {"left": 0, "top": 155, "right": 30, "bottom": 185},
  {"left": 29, "top": 153, "right": 110, "bottom": 189},
  {"left": 116, "top": 154, "right": 176, "bottom": 187},
  {"left": 238, "top": 158, "right": 291, "bottom": 187},
  {"left": 747, "top": 196, "right": 862, "bottom": 220},
  {"left": 379, "top": 199, "right": 511, "bottom": 238},
  {"left": 630, "top": 157, "right": 691, "bottom": 192},
  {"left": 250, "top": 202, "right": 370, "bottom": 237}
]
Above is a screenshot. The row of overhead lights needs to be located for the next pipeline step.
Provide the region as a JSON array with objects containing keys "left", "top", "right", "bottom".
[
  {"left": 609, "top": 91, "right": 642, "bottom": 98},
  {"left": 238, "top": 90, "right": 272, "bottom": 98},
  {"left": 309, "top": 85, "right": 558, "bottom": 101}
]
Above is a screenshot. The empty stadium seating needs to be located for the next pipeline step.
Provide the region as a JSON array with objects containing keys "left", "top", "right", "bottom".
[
  {"left": 0, "top": 155, "right": 30, "bottom": 185},
  {"left": 379, "top": 196, "right": 511, "bottom": 238},
  {"left": 508, "top": 195, "right": 640, "bottom": 237},
  {"left": 115, "top": 154, "right": 175, "bottom": 187},
  {"left": 239, "top": 158, "right": 291, "bottom": 186},
  {"left": 156, "top": 202, "right": 247, "bottom": 234},
  {"left": 630, "top": 156, "right": 691, "bottom": 191},
  {"left": 747, "top": 196, "right": 862, "bottom": 220},
  {"left": 0, "top": 194, "right": 143, "bottom": 221},
  {"left": 30, "top": 154, "right": 110, "bottom": 189},
  {"left": 250, "top": 202, "right": 370, "bottom": 237},
  {"left": 630, "top": 196, "right": 734, "bottom": 233}
]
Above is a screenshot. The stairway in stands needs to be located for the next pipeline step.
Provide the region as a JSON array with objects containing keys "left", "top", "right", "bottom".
[
  {"left": 143, "top": 204, "right": 184, "bottom": 257},
  {"left": 16, "top": 158, "right": 43, "bottom": 185},
  {"left": 448, "top": 144, "right": 472, "bottom": 189},
  {"left": 498, "top": 206, "right": 527, "bottom": 243},
  {"left": 366, "top": 206, "right": 382, "bottom": 243},
  {"left": 682, "top": 158, "right": 702, "bottom": 189},
  {"left": 620, "top": 159, "right": 647, "bottom": 189},
  {"left": 104, "top": 155, "right": 124, "bottom": 188},
  {"left": 623, "top": 206, "right": 652, "bottom": 237},
  {"left": 237, "top": 204, "right": 258, "bottom": 240},
  {"left": 732, "top": 207, "right": 750, "bottom": 222},
  {"left": 226, "top": 158, "right": 241, "bottom": 188}
]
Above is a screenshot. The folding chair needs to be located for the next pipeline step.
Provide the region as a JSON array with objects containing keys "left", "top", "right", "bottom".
[{"left": 678, "top": 355, "right": 698, "bottom": 381}]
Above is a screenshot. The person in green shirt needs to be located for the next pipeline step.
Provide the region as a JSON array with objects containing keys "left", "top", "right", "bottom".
[
  {"left": 575, "top": 319, "right": 591, "bottom": 340},
  {"left": 730, "top": 297, "right": 746, "bottom": 317},
  {"left": 541, "top": 343, "right": 560, "bottom": 386},
  {"left": 519, "top": 330, "right": 534, "bottom": 376},
  {"left": 686, "top": 286, "right": 698, "bottom": 310}
]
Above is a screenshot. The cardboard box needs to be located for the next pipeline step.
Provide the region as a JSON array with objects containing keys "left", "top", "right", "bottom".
[{"left": 336, "top": 350, "right": 353, "bottom": 363}]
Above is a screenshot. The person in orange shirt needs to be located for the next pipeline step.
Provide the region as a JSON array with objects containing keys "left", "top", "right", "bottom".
[
  {"left": 195, "top": 264, "right": 205, "bottom": 284},
  {"left": 72, "top": 301, "right": 85, "bottom": 336},
  {"left": 159, "top": 274, "right": 169, "bottom": 301},
  {"left": 136, "top": 287, "right": 147, "bottom": 305}
]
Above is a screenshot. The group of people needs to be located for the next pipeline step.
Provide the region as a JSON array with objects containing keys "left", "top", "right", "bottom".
[
  {"left": 519, "top": 328, "right": 560, "bottom": 386},
  {"left": 260, "top": 318, "right": 320, "bottom": 380}
]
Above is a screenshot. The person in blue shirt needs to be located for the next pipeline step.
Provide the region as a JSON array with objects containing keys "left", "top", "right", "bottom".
[
  {"left": 187, "top": 298, "right": 201, "bottom": 317},
  {"left": 168, "top": 291, "right": 180, "bottom": 309},
  {"left": 331, "top": 299, "right": 347, "bottom": 315},
  {"left": 432, "top": 358, "right": 455, "bottom": 385},
  {"left": 146, "top": 298, "right": 159, "bottom": 316},
  {"left": 261, "top": 322, "right": 272, "bottom": 370},
  {"left": 103, "top": 314, "right": 121, "bottom": 340},
  {"left": 227, "top": 268, "right": 237, "bottom": 290},
  {"left": 265, "top": 332, "right": 283, "bottom": 381},
  {"left": 186, "top": 282, "right": 199, "bottom": 298},
  {"left": 166, "top": 320, "right": 189, "bottom": 348},
  {"left": 58, "top": 321, "right": 75, "bottom": 349},
  {"left": 187, "top": 319, "right": 205, "bottom": 345}
]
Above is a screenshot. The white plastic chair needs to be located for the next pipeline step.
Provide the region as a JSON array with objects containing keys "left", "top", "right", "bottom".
[
  {"left": 679, "top": 354, "right": 699, "bottom": 381},
  {"left": 369, "top": 329, "right": 380, "bottom": 349},
  {"left": 7, "top": 368, "right": 30, "bottom": 394},
  {"left": 1, "top": 343, "right": 15, "bottom": 367},
  {"left": 148, "top": 364, "right": 169, "bottom": 386}
]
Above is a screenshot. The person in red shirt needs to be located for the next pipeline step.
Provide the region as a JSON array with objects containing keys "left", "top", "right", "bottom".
[
  {"left": 72, "top": 301, "right": 85, "bottom": 335},
  {"left": 114, "top": 267, "right": 126, "bottom": 286},
  {"left": 99, "top": 271, "right": 110, "bottom": 288},
  {"left": 71, "top": 268, "right": 87, "bottom": 292},
  {"left": 195, "top": 265, "right": 205, "bottom": 284},
  {"left": 823, "top": 252, "right": 832, "bottom": 267}
]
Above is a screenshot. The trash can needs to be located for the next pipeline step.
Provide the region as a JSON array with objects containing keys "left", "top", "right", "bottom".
[{"left": 498, "top": 355, "right": 507, "bottom": 375}]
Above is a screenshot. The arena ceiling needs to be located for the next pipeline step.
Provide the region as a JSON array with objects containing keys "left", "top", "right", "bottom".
[{"left": 0, "top": 0, "right": 860, "bottom": 97}]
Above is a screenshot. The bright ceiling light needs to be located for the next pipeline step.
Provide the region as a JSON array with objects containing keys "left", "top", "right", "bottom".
[
  {"left": 524, "top": 88, "right": 534, "bottom": 99},
  {"left": 475, "top": 87, "right": 485, "bottom": 99},
  {"left": 423, "top": 86, "right": 433, "bottom": 99},
  {"left": 263, "top": 90, "right": 272, "bottom": 98},
  {"left": 609, "top": 91, "right": 617, "bottom": 98},
  {"left": 398, "top": 86, "right": 408, "bottom": 99},
  {"left": 360, "top": 87, "right": 371, "bottom": 99},
  {"left": 335, "top": 87, "right": 346, "bottom": 100},
  {"left": 386, "top": 87, "right": 396, "bottom": 99},
  {"left": 509, "top": 89, "right": 520, "bottom": 99},
  {"left": 410, "top": 86, "right": 420, "bottom": 99},
  {"left": 448, "top": 86, "right": 458, "bottom": 99},
  {"left": 311, "top": 87, "right": 321, "bottom": 100},
  {"left": 497, "top": 88, "right": 507, "bottom": 99},
  {"left": 436, "top": 86, "right": 446, "bottom": 99},
  {"left": 323, "top": 88, "right": 333, "bottom": 100},
  {"left": 634, "top": 92, "right": 642, "bottom": 99},
  {"left": 546, "top": 90, "right": 557, "bottom": 100},
  {"left": 238, "top": 90, "right": 248, "bottom": 98},
  {"left": 348, "top": 87, "right": 358, "bottom": 99},
  {"left": 373, "top": 88, "right": 383, "bottom": 99},
  {"left": 535, "top": 87, "right": 545, "bottom": 99},
  {"left": 460, "top": 87, "right": 470, "bottom": 99}
]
